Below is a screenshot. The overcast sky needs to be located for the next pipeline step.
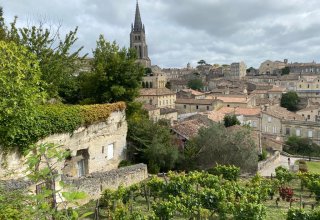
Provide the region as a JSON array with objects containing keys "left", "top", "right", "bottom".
[{"left": 2, "top": 0, "right": 320, "bottom": 68}]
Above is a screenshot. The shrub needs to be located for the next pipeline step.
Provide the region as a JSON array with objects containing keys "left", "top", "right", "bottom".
[
  {"left": 258, "top": 149, "right": 268, "bottom": 161},
  {"left": 208, "top": 164, "right": 240, "bottom": 181},
  {"left": 275, "top": 166, "right": 295, "bottom": 185}
]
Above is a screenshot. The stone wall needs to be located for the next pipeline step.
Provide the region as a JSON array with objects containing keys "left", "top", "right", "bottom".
[
  {"left": 63, "top": 163, "right": 148, "bottom": 203},
  {"left": 258, "top": 151, "right": 280, "bottom": 171},
  {"left": 0, "top": 110, "right": 127, "bottom": 179}
]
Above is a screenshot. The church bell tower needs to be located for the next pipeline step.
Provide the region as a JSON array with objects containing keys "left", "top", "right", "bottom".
[{"left": 130, "top": 1, "right": 151, "bottom": 68}]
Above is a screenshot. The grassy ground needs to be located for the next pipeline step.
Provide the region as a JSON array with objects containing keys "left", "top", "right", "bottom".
[{"left": 306, "top": 161, "right": 320, "bottom": 173}]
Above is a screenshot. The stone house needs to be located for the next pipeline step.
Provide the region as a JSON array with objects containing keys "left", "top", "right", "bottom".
[
  {"left": 177, "top": 89, "right": 206, "bottom": 99},
  {"left": 227, "top": 62, "right": 247, "bottom": 79},
  {"left": 137, "top": 88, "right": 176, "bottom": 109},
  {"left": 206, "top": 95, "right": 256, "bottom": 108},
  {"left": 246, "top": 75, "right": 278, "bottom": 84},
  {"left": 261, "top": 106, "right": 304, "bottom": 138},
  {"left": 0, "top": 103, "right": 128, "bottom": 179},
  {"left": 275, "top": 74, "right": 299, "bottom": 91},
  {"left": 296, "top": 106, "right": 320, "bottom": 122},
  {"left": 175, "top": 98, "right": 220, "bottom": 114},
  {"left": 143, "top": 104, "right": 178, "bottom": 125},
  {"left": 287, "top": 62, "right": 320, "bottom": 75},
  {"left": 258, "top": 60, "right": 286, "bottom": 75},
  {"left": 169, "top": 79, "right": 188, "bottom": 92},
  {"left": 171, "top": 116, "right": 212, "bottom": 148},
  {"left": 282, "top": 120, "right": 320, "bottom": 145},
  {"left": 215, "top": 106, "right": 261, "bottom": 130},
  {"left": 296, "top": 75, "right": 320, "bottom": 102}
]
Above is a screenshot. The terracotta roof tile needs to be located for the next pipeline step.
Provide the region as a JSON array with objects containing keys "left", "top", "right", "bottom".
[
  {"left": 172, "top": 119, "right": 209, "bottom": 139},
  {"left": 263, "top": 106, "right": 304, "bottom": 121}
]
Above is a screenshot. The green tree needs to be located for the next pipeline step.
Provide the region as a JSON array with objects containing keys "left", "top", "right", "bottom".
[
  {"left": 188, "top": 123, "right": 258, "bottom": 172},
  {"left": 0, "top": 7, "right": 6, "bottom": 40},
  {"left": 0, "top": 41, "right": 44, "bottom": 149},
  {"left": 188, "top": 78, "right": 203, "bottom": 91},
  {"left": 127, "top": 117, "right": 179, "bottom": 173},
  {"left": 0, "top": 8, "right": 85, "bottom": 100},
  {"left": 224, "top": 114, "right": 241, "bottom": 127},
  {"left": 198, "top": 59, "right": 206, "bottom": 65},
  {"left": 78, "top": 35, "right": 144, "bottom": 104},
  {"left": 284, "top": 136, "right": 320, "bottom": 156},
  {"left": 281, "top": 91, "right": 300, "bottom": 111},
  {"left": 281, "top": 66, "right": 290, "bottom": 75}
]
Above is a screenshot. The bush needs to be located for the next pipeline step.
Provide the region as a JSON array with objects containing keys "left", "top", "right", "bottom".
[
  {"left": 258, "top": 149, "right": 268, "bottom": 161},
  {"left": 208, "top": 164, "right": 240, "bottom": 181},
  {"left": 287, "top": 208, "right": 320, "bottom": 220},
  {"left": 284, "top": 136, "right": 320, "bottom": 157},
  {"left": 275, "top": 166, "right": 295, "bottom": 185}
]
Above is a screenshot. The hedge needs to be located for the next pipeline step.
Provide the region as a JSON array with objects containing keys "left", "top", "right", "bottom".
[{"left": 1, "top": 102, "right": 126, "bottom": 152}]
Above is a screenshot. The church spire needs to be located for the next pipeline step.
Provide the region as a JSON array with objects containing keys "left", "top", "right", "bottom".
[{"left": 134, "top": 0, "right": 143, "bottom": 32}]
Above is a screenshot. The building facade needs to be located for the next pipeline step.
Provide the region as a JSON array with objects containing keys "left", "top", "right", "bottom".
[
  {"left": 296, "top": 75, "right": 320, "bottom": 102},
  {"left": 227, "top": 62, "right": 247, "bottom": 79},
  {"left": 258, "top": 60, "right": 286, "bottom": 75}
]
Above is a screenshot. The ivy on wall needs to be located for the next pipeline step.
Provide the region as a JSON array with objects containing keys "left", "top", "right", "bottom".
[{"left": 2, "top": 102, "right": 126, "bottom": 152}]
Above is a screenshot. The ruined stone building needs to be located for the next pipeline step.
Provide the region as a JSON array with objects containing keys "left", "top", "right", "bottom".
[{"left": 130, "top": 1, "right": 151, "bottom": 68}]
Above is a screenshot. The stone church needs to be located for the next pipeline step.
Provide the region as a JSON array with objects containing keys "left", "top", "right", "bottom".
[{"left": 130, "top": 1, "right": 151, "bottom": 68}]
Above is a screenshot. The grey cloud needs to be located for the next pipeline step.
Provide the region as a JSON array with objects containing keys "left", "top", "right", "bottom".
[{"left": 2, "top": 0, "right": 320, "bottom": 68}]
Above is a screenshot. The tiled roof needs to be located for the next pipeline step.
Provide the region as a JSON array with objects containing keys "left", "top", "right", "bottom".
[
  {"left": 251, "top": 90, "right": 268, "bottom": 94},
  {"left": 268, "top": 86, "right": 286, "bottom": 92},
  {"left": 172, "top": 119, "right": 209, "bottom": 139},
  {"left": 297, "top": 105, "right": 320, "bottom": 113},
  {"left": 200, "top": 111, "right": 225, "bottom": 122},
  {"left": 207, "top": 95, "right": 250, "bottom": 103},
  {"left": 143, "top": 104, "right": 158, "bottom": 111},
  {"left": 181, "top": 89, "right": 204, "bottom": 96},
  {"left": 160, "top": 108, "right": 178, "bottom": 115},
  {"left": 140, "top": 88, "right": 176, "bottom": 96},
  {"left": 176, "top": 98, "right": 216, "bottom": 105},
  {"left": 263, "top": 106, "right": 304, "bottom": 121},
  {"left": 217, "top": 107, "right": 261, "bottom": 116}
]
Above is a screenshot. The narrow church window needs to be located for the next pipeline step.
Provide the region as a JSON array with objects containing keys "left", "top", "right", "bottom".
[{"left": 139, "top": 45, "right": 142, "bottom": 58}]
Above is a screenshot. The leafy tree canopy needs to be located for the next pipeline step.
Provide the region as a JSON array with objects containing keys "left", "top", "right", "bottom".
[
  {"left": 284, "top": 136, "right": 320, "bottom": 157},
  {"left": 198, "top": 59, "right": 206, "bottom": 65},
  {"left": 127, "top": 116, "right": 179, "bottom": 173},
  {"left": 224, "top": 114, "right": 241, "bottom": 127},
  {"left": 280, "top": 91, "right": 300, "bottom": 111},
  {"left": 188, "top": 78, "right": 203, "bottom": 91},
  {"left": 281, "top": 66, "right": 290, "bottom": 75},
  {"left": 0, "top": 41, "right": 45, "bottom": 149},
  {"left": 0, "top": 7, "right": 85, "bottom": 100},
  {"left": 78, "top": 35, "right": 144, "bottom": 104},
  {"left": 187, "top": 123, "right": 258, "bottom": 172}
]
